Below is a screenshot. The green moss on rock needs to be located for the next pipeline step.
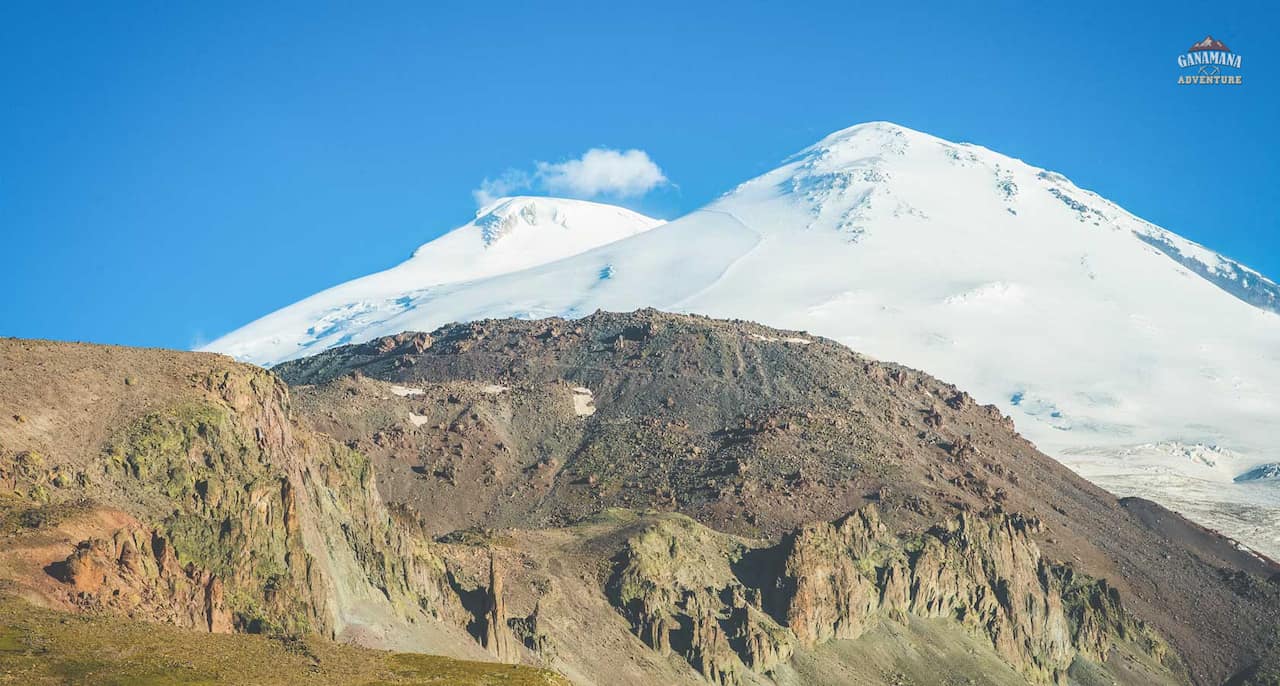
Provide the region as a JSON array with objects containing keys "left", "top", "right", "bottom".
[{"left": 100, "top": 400, "right": 314, "bottom": 637}]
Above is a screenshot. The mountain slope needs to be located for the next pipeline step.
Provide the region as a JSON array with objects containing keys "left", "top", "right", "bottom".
[
  {"left": 273, "top": 310, "right": 1278, "bottom": 685},
  {"left": 206, "top": 122, "right": 1280, "bottom": 560},
  {"left": 5, "top": 314, "right": 1280, "bottom": 684},
  {"left": 208, "top": 196, "right": 664, "bottom": 366}
]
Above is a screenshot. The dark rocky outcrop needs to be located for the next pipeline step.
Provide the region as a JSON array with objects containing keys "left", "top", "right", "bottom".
[
  {"left": 508, "top": 599, "right": 556, "bottom": 663},
  {"left": 483, "top": 555, "right": 517, "bottom": 662}
]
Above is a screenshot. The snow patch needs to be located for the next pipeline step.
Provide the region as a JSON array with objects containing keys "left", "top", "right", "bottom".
[
  {"left": 571, "top": 386, "right": 596, "bottom": 416},
  {"left": 749, "top": 333, "right": 813, "bottom": 345},
  {"left": 943, "top": 282, "right": 1026, "bottom": 309}
]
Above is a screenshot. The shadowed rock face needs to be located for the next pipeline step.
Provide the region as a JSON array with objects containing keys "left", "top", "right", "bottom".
[
  {"left": 483, "top": 555, "right": 517, "bottom": 662},
  {"left": 1133, "top": 231, "right": 1280, "bottom": 315}
]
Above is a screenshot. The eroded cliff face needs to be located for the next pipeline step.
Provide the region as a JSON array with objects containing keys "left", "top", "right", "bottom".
[
  {"left": 606, "top": 514, "right": 795, "bottom": 685},
  {"left": 51, "top": 524, "right": 234, "bottom": 633},
  {"left": 0, "top": 352, "right": 470, "bottom": 652},
  {"left": 608, "top": 505, "right": 1183, "bottom": 686},
  {"left": 90, "top": 376, "right": 322, "bottom": 635}
]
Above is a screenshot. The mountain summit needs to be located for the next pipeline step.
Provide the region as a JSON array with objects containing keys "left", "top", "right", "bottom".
[
  {"left": 204, "top": 122, "right": 1280, "bottom": 559},
  {"left": 208, "top": 196, "right": 663, "bottom": 365}
]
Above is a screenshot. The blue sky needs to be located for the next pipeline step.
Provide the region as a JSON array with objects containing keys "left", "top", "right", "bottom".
[{"left": 2, "top": 1, "right": 1277, "bottom": 350}]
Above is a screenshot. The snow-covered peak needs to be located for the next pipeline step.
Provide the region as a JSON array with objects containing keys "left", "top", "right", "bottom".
[
  {"left": 473, "top": 196, "right": 567, "bottom": 246},
  {"left": 804, "top": 120, "right": 927, "bottom": 149},
  {"left": 402, "top": 195, "right": 663, "bottom": 283},
  {"left": 728, "top": 122, "right": 1280, "bottom": 315},
  {"left": 463, "top": 195, "right": 651, "bottom": 248},
  {"left": 437, "top": 195, "right": 661, "bottom": 250},
  {"left": 202, "top": 196, "right": 663, "bottom": 366}
]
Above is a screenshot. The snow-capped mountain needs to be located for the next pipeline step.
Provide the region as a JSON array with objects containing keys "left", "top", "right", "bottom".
[
  {"left": 208, "top": 196, "right": 664, "bottom": 364},
  {"left": 205, "top": 122, "right": 1280, "bottom": 558}
]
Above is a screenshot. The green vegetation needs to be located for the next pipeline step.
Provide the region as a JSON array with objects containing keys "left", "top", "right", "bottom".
[
  {"left": 101, "top": 400, "right": 315, "bottom": 637},
  {"left": 0, "top": 594, "right": 569, "bottom": 685},
  {"left": 0, "top": 494, "right": 92, "bottom": 536},
  {"left": 1050, "top": 564, "right": 1182, "bottom": 681},
  {"left": 104, "top": 403, "right": 230, "bottom": 488},
  {"left": 853, "top": 542, "right": 903, "bottom": 580}
]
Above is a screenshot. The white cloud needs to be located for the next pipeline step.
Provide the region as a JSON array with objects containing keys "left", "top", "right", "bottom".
[
  {"left": 472, "top": 147, "right": 668, "bottom": 206},
  {"left": 536, "top": 148, "right": 667, "bottom": 198}
]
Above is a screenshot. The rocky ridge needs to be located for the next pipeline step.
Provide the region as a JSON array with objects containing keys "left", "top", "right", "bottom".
[{"left": 607, "top": 505, "right": 1176, "bottom": 685}]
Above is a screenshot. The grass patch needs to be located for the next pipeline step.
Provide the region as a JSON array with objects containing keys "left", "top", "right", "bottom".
[
  {"left": 0, "top": 494, "right": 93, "bottom": 536},
  {"left": 0, "top": 594, "right": 568, "bottom": 685},
  {"left": 0, "top": 625, "right": 32, "bottom": 655}
]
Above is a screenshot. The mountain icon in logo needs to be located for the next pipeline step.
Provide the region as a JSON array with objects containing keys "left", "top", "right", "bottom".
[{"left": 1189, "top": 36, "right": 1230, "bottom": 52}]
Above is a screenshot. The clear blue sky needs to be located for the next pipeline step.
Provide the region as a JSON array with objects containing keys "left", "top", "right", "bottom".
[{"left": 2, "top": 1, "right": 1277, "bottom": 350}]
